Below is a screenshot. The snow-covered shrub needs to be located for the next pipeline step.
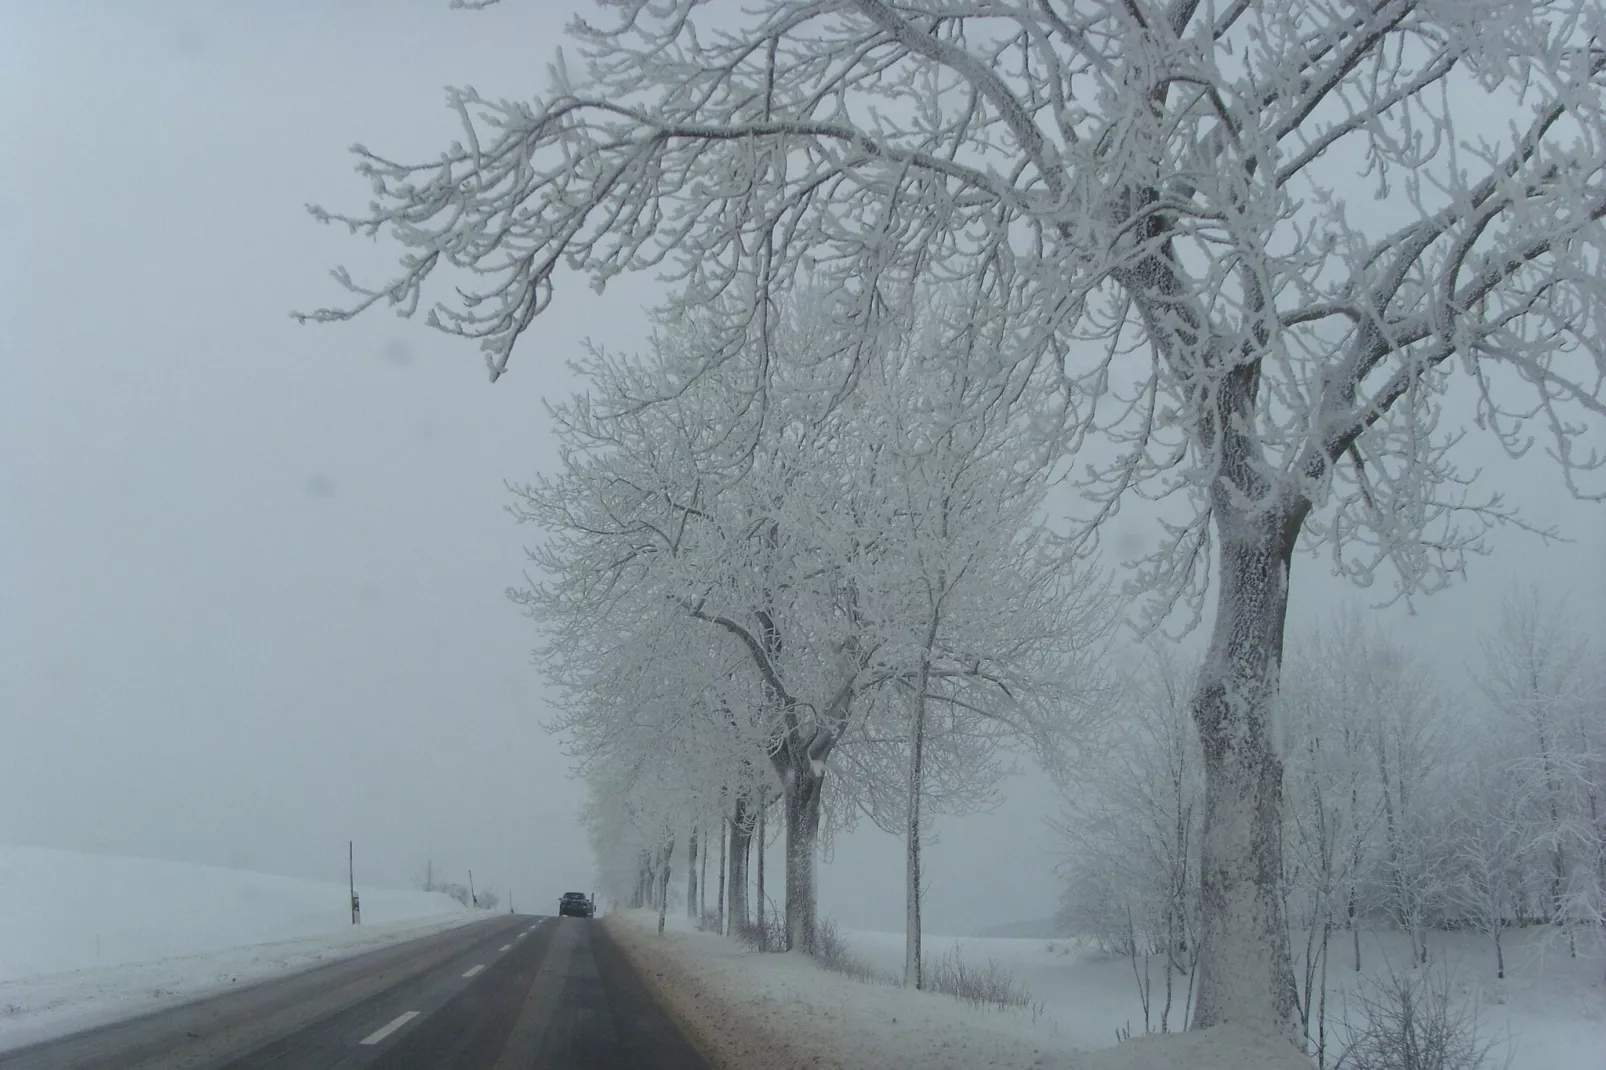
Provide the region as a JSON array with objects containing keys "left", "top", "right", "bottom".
[
  {"left": 922, "top": 947, "right": 1040, "bottom": 1014},
  {"left": 1335, "top": 962, "right": 1506, "bottom": 1070},
  {"left": 734, "top": 914, "right": 786, "bottom": 954},
  {"left": 811, "top": 918, "right": 897, "bottom": 986}
]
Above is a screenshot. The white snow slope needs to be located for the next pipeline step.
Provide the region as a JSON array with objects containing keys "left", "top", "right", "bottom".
[
  {"left": 0, "top": 845, "right": 482, "bottom": 1051},
  {"left": 607, "top": 910, "right": 1604, "bottom": 1070}
]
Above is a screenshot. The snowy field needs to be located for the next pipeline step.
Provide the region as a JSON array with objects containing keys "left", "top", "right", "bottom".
[
  {"left": 845, "top": 926, "right": 1605, "bottom": 1070},
  {"left": 0, "top": 845, "right": 481, "bottom": 1051},
  {"left": 607, "top": 909, "right": 1604, "bottom": 1069}
]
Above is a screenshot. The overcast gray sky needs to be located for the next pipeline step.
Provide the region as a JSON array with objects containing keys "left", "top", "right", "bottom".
[{"left": 3, "top": 2, "right": 1601, "bottom": 935}]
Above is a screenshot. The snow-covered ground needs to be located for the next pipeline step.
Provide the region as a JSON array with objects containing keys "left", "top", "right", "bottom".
[
  {"left": 607, "top": 910, "right": 1309, "bottom": 1070},
  {"left": 846, "top": 926, "right": 1605, "bottom": 1070},
  {"left": 607, "top": 909, "right": 1604, "bottom": 1069},
  {"left": 0, "top": 845, "right": 482, "bottom": 1051}
]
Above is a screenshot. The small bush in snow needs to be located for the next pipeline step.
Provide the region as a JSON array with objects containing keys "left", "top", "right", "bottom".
[
  {"left": 811, "top": 918, "right": 897, "bottom": 986},
  {"left": 734, "top": 915, "right": 787, "bottom": 953},
  {"left": 923, "top": 947, "right": 1041, "bottom": 1015},
  {"left": 1335, "top": 962, "right": 1507, "bottom": 1070}
]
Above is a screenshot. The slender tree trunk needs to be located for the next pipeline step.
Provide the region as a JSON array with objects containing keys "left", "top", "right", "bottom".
[
  {"left": 1535, "top": 714, "right": 1572, "bottom": 949},
  {"left": 716, "top": 816, "right": 728, "bottom": 935},
  {"left": 1189, "top": 508, "right": 1301, "bottom": 1038},
  {"left": 756, "top": 788, "right": 767, "bottom": 946},
  {"left": 1316, "top": 924, "right": 1331, "bottom": 1069},
  {"left": 728, "top": 794, "right": 751, "bottom": 933},
  {"left": 657, "top": 838, "right": 673, "bottom": 934},
  {"left": 1347, "top": 769, "right": 1364, "bottom": 973},
  {"left": 904, "top": 725, "right": 925, "bottom": 987},
  {"left": 1579, "top": 718, "right": 1606, "bottom": 905},
  {"left": 699, "top": 825, "right": 709, "bottom": 918},
  {"left": 1373, "top": 733, "right": 1409, "bottom": 939},
  {"left": 782, "top": 762, "right": 825, "bottom": 954},
  {"left": 687, "top": 827, "right": 700, "bottom": 921},
  {"left": 904, "top": 628, "right": 935, "bottom": 988}
]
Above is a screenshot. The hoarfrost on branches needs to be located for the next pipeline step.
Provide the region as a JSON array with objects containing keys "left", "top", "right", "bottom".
[
  {"left": 512, "top": 288, "right": 1112, "bottom": 960},
  {"left": 307, "top": 0, "right": 1606, "bottom": 1037}
]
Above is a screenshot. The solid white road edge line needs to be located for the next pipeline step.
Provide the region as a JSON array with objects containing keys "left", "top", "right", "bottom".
[
  {"left": 463, "top": 964, "right": 486, "bottom": 979},
  {"left": 359, "top": 1011, "right": 420, "bottom": 1046}
]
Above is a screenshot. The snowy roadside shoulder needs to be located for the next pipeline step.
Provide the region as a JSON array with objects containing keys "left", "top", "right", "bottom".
[
  {"left": 604, "top": 911, "right": 1313, "bottom": 1070},
  {"left": 0, "top": 911, "right": 479, "bottom": 1052},
  {"left": 604, "top": 910, "right": 1075, "bottom": 1070}
]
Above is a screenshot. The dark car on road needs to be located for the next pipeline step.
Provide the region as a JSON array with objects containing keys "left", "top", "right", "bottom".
[{"left": 558, "top": 891, "right": 594, "bottom": 918}]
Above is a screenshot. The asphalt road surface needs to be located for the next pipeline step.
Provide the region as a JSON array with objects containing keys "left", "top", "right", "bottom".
[{"left": 0, "top": 915, "right": 710, "bottom": 1069}]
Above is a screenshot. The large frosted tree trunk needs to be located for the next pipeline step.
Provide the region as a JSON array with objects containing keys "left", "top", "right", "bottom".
[
  {"left": 728, "top": 795, "right": 751, "bottom": 934},
  {"left": 1189, "top": 507, "right": 1301, "bottom": 1038},
  {"left": 782, "top": 764, "right": 825, "bottom": 954}
]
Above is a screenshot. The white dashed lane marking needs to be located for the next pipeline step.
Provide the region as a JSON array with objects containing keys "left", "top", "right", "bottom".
[
  {"left": 499, "top": 944, "right": 512, "bottom": 952},
  {"left": 462, "top": 964, "right": 486, "bottom": 979},
  {"left": 360, "top": 1011, "right": 420, "bottom": 1046}
]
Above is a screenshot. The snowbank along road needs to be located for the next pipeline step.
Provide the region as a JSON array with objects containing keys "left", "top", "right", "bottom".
[{"left": 0, "top": 915, "right": 709, "bottom": 1069}]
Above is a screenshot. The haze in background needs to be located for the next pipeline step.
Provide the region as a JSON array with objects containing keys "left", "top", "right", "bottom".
[{"left": 3, "top": 2, "right": 1600, "bottom": 935}]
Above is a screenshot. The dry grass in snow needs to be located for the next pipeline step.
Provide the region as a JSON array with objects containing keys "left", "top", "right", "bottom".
[{"left": 604, "top": 910, "right": 1312, "bottom": 1070}]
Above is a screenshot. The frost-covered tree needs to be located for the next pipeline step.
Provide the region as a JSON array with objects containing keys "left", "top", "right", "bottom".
[
  {"left": 1292, "top": 621, "right": 1458, "bottom": 965},
  {"left": 516, "top": 292, "right": 1101, "bottom": 955},
  {"left": 583, "top": 745, "right": 690, "bottom": 919},
  {"left": 525, "top": 331, "right": 875, "bottom": 954},
  {"left": 305, "top": 0, "right": 1606, "bottom": 1034},
  {"left": 1056, "top": 643, "right": 1203, "bottom": 1033},
  {"left": 1278, "top": 614, "right": 1463, "bottom": 1060},
  {"left": 1448, "top": 730, "right": 1527, "bottom": 979},
  {"left": 805, "top": 304, "right": 1115, "bottom": 986},
  {"left": 1279, "top": 626, "right": 1378, "bottom": 1035},
  {"left": 1477, "top": 587, "right": 1606, "bottom": 952}
]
